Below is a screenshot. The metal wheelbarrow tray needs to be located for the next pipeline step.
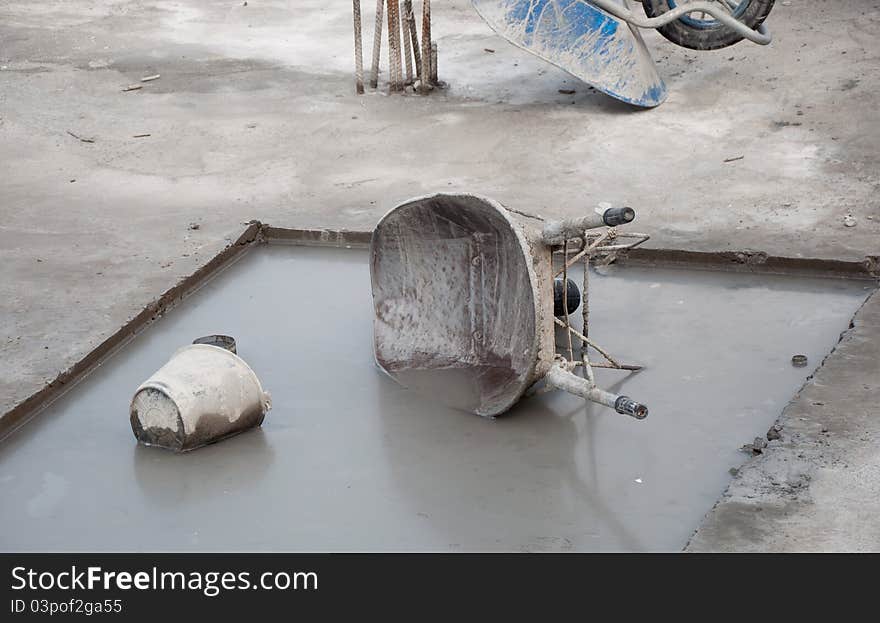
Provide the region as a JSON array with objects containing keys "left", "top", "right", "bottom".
[{"left": 471, "top": 0, "right": 773, "bottom": 107}]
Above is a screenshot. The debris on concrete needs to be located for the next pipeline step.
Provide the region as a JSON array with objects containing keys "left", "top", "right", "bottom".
[
  {"left": 121, "top": 84, "right": 142, "bottom": 92},
  {"left": 140, "top": 74, "right": 160, "bottom": 82},
  {"left": 558, "top": 88, "right": 576, "bottom": 95},
  {"left": 188, "top": 222, "right": 201, "bottom": 230},
  {"left": 767, "top": 423, "right": 783, "bottom": 441},
  {"left": 132, "top": 133, "right": 151, "bottom": 138},
  {"left": 843, "top": 214, "right": 857, "bottom": 227},
  {"left": 65, "top": 130, "right": 94, "bottom": 143},
  {"left": 742, "top": 436, "right": 768, "bottom": 454},
  {"left": 791, "top": 354, "right": 808, "bottom": 367},
  {"left": 723, "top": 155, "right": 744, "bottom": 163},
  {"left": 731, "top": 249, "right": 768, "bottom": 265},
  {"left": 483, "top": 48, "right": 495, "bottom": 53}
]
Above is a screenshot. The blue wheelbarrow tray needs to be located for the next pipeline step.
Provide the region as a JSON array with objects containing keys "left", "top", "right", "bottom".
[{"left": 472, "top": 0, "right": 667, "bottom": 107}]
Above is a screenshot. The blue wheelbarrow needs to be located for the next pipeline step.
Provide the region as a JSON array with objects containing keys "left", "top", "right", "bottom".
[{"left": 471, "top": 0, "right": 775, "bottom": 107}]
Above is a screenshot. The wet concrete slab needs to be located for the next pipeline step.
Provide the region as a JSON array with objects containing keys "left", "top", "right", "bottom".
[
  {"left": 0, "top": 245, "right": 872, "bottom": 552},
  {"left": 686, "top": 289, "right": 880, "bottom": 552}
]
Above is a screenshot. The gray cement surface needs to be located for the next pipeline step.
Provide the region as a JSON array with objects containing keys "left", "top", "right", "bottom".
[
  {"left": 0, "top": 245, "right": 868, "bottom": 551},
  {"left": 1, "top": 1, "right": 879, "bottom": 551}
]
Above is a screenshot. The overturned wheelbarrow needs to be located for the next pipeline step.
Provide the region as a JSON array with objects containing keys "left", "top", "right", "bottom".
[
  {"left": 471, "top": 0, "right": 775, "bottom": 107},
  {"left": 370, "top": 193, "right": 649, "bottom": 419}
]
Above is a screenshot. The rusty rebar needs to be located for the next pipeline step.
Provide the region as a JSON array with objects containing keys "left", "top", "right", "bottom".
[
  {"left": 554, "top": 318, "right": 625, "bottom": 370},
  {"left": 430, "top": 41, "right": 438, "bottom": 84},
  {"left": 387, "top": 0, "right": 403, "bottom": 92},
  {"left": 574, "top": 361, "right": 642, "bottom": 371},
  {"left": 401, "top": 2, "right": 414, "bottom": 85},
  {"left": 581, "top": 238, "right": 590, "bottom": 366},
  {"left": 370, "top": 0, "right": 384, "bottom": 89},
  {"left": 353, "top": 0, "right": 365, "bottom": 94},
  {"left": 419, "top": 0, "right": 432, "bottom": 93},
  {"left": 553, "top": 229, "right": 612, "bottom": 278},
  {"left": 404, "top": 0, "right": 421, "bottom": 79},
  {"left": 562, "top": 241, "right": 575, "bottom": 363}
]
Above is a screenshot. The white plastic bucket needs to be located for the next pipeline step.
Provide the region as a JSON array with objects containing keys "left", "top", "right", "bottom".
[{"left": 130, "top": 344, "right": 271, "bottom": 452}]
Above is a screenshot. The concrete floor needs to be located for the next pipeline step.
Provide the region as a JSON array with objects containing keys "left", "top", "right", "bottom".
[{"left": 1, "top": 1, "right": 879, "bottom": 550}]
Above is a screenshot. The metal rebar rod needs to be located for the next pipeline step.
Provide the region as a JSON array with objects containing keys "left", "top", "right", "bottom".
[
  {"left": 553, "top": 229, "right": 612, "bottom": 278},
  {"left": 551, "top": 231, "right": 650, "bottom": 256},
  {"left": 581, "top": 348, "right": 595, "bottom": 385},
  {"left": 401, "top": 2, "right": 414, "bottom": 85},
  {"left": 574, "top": 361, "right": 643, "bottom": 371},
  {"left": 562, "top": 241, "right": 575, "bottom": 363},
  {"left": 370, "top": 0, "right": 385, "bottom": 89},
  {"left": 582, "top": 259, "right": 591, "bottom": 338},
  {"left": 353, "top": 0, "right": 365, "bottom": 94},
  {"left": 430, "top": 41, "right": 438, "bottom": 84},
  {"left": 577, "top": 235, "right": 593, "bottom": 383},
  {"left": 582, "top": 242, "right": 590, "bottom": 360},
  {"left": 419, "top": 0, "right": 432, "bottom": 93},
  {"left": 387, "top": 0, "right": 403, "bottom": 92},
  {"left": 404, "top": 0, "right": 421, "bottom": 78},
  {"left": 553, "top": 317, "right": 623, "bottom": 369}
]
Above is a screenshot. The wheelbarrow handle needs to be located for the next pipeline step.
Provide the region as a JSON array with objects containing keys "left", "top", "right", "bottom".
[
  {"left": 545, "top": 363, "right": 648, "bottom": 420},
  {"left": 542, "top": 207, "right": 635, "bottom": 245},
  {"left": 590, "top": 0, "right": 772, "bottom": 46}
]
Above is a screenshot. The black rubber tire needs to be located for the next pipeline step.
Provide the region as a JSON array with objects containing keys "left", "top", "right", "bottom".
[
  {"left": 642, "top": 0, "right": 775, "bottom": 51},
  {"left": 553, "top": 278, "right": 581, "bottom": 317}
]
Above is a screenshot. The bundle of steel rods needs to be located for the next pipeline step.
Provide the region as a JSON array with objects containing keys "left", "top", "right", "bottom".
[{"left": 352, "top": 0, "right": 437, "bottom": 94}]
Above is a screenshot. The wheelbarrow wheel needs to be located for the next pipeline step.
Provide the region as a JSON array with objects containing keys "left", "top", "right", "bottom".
[{"left": 642, "top": 0, "right": 775, "bottom": 51}]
